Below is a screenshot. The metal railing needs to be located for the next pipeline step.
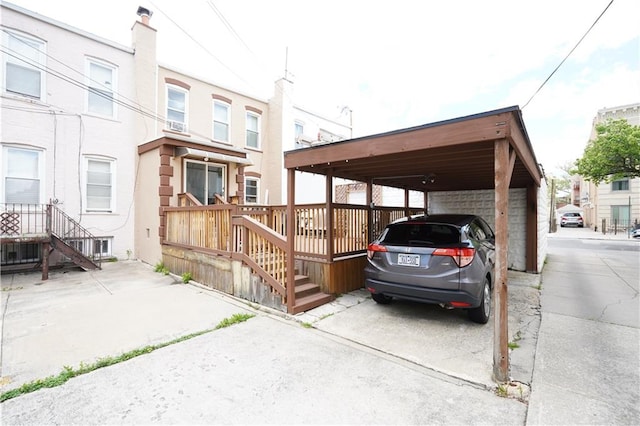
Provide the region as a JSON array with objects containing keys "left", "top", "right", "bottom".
[
  {"left": 48, "top": 204, "right": 102, "bottom": 263},
  {"left": 0, "top": 203, "right": 48, "bottom": 236},
  {"left": 1, "top": 203, "right": 102, "bottom": 267}
]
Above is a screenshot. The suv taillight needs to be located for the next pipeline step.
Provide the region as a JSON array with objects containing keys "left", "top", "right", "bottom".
[
  {"left": 432, "top": 247, "right": 475, "bottom": 267},
  {"left": 367, "top": 243, "right": 387, "bottom": 259}
]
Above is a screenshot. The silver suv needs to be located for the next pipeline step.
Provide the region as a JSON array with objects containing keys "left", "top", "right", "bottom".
[{"left": 365, "top": 214, "right": 495, "bottom": 324}]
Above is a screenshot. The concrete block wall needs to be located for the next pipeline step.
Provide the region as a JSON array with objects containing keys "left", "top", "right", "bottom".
[
  {"left": 537, "top": 181, "right": 549, "bottom": 273},
  {"left": 429, "top": 189, "right": 527, "bottom": 271}
]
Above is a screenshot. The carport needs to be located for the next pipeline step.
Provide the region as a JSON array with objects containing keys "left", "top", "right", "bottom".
[{"left": 283, "top": 105, "right": 544, "bottom": 381}]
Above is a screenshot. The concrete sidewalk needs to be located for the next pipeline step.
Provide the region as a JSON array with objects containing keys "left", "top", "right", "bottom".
[{"left": 548, "top": 225, "right": 637, "bottom": 241}]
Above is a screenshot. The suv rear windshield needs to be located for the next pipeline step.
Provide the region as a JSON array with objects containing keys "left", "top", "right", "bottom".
[
  {"left": 381, "top": 223, "right": 460, "bottom": 246},
  {"left": 562, "top": 213, "right": 582, "bottom": 217}
]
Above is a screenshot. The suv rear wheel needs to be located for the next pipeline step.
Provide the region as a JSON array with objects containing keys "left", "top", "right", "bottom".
[{"left": 468, "top": 277, "right": 491, "bottom": 324}]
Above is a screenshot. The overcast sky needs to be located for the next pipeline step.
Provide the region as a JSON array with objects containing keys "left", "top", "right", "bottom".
[{"left": 5, "top": 0, "right": 639, "bottom": 176}]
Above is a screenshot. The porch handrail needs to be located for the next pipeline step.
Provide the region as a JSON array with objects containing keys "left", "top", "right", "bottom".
[
  {"left": 231, "top": 215, "right": 287, "bottom": 298},
  {"left": 48, "top": 204, "right": 102, "bottom": 265}
]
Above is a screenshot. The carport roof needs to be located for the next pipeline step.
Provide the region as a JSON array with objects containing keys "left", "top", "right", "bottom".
[{"left": 284, "top": 106, "right": 543, "bottom": 192}]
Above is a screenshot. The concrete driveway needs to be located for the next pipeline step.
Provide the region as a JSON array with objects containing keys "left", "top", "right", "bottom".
[
  {"left": 0, "top": 261, "right": 254, "bottom": 389},
  {"left": 1, "top": 260, "right": 540, "bottom": 393},
  {"left": 1, "top": 260, "right": 538, "bottom": 424}
]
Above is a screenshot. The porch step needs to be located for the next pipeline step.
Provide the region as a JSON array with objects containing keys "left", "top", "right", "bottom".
[
  {"left": 292, "top": 292, "right": 334, "bottom": 315},
  {"left": 294, "top": 274, "right": 310, "bottom": 286},
  {"left": 289, "top": 272, "right": 333, "bottom": 314},
  {"left": 295, "top": 282, "right": 321, "bottom": 299}
]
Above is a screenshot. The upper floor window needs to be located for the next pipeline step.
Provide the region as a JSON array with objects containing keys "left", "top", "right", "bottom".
[
  {"left": 246, "top": 112, "right": 260, "bottom": 149},
  {"left": 213, "top": 101, "right": 230, "bottom": 143},
  {"left": 612, "top": 178, "right": 629, "bottom": 191},
  {"left": 166, "top": 85, "right": 188, "bottom": 132},
  {"left": 85, "top": 157, "right": 114, "bottom": 212},
  {"left": 2, "top": 30, "right": 46, "bottom": 100},
  {"left": 2, "top": 145, "right": 43, "bottom": 204},
  {"left": 86, "top": 58, "right": 117, "bottom": 118}
]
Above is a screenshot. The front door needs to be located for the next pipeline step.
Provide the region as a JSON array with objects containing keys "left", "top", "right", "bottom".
[{"left": 185, "top": 160, "right": 226, "bottom": 205}]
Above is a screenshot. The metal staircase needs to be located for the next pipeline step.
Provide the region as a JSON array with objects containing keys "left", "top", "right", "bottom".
[{"left": 47, "top": 204, "right": 101, "bottom": 271}]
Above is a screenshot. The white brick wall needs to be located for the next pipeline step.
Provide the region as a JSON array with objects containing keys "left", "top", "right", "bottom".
[{"left": 429, "top": 189, "right": 528, "bottom": 271}]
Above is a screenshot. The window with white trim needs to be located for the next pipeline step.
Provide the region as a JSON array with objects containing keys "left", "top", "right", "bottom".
[
  {"left": 85, "top": 157, "right": 114, "bottom": 212},
  {"left": 612, "top": 178, "right": 629, "bottom": 191},
  {"left": 86, "top": 58, "right": 117, "bottom": 118},
  {"left": 166, "top": 85, "right": 188, "bottom": 132},
  {"left": 246, "top": 112, "right": 260, "bottom": 149},
  {"left": 2, "top": 30, "right": 46, "bottom": 99},
  {"left": 94, "top": 238, "right": 112, "bottom": 257},
  {"left": 245, "top": 177, "right": 259, "bottom": 203},
  {"left": 2, "top": 146, "right": 43, "bottom": 204},
  {"left": 213, "top": 101, "right": 230, "bottom": 142}
]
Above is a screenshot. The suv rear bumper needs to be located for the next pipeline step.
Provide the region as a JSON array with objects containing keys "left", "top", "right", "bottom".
[{"left": 365, "top": 278, "right": 482, "bottom": 307}]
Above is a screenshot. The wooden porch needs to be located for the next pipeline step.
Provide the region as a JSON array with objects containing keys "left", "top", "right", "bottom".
[{"left": 162, "top": 199, "right": 421, "bottom": 314}]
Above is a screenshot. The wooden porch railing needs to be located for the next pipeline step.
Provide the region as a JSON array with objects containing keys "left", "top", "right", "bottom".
[
  {"left": 231, "top": 215, "right": 287, "bottom": 299},
  {"left": 163, "top": 203, "right": 424, "bottom": 260},
  {"left": 163, "top": 202, "right": 424, "bottom": 308}
]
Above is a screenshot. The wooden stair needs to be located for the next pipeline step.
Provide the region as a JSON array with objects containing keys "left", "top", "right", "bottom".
[{"left": 291, "top": 274, "right": 333, "bottom": 314}]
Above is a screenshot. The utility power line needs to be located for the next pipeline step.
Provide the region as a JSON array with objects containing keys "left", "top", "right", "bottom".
[{"left": 522, "top": 0, "right": 615, "bottom": 110}]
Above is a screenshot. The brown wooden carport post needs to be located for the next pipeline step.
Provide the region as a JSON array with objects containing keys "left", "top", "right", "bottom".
[
  {"left": 494, "top": 138, "right": 515, "bottom": 382},
  {"left": 366, "top": 179, "right": 373, "bottom": 242},
  {"left": 325, "top": 169, "right": 334, "bottom": 260},
  {"left": 404, "top": 188, "right": 410, "bottom": 218},
  {"left": 286, "top": 168, "right": 296, "bottom": 313}
]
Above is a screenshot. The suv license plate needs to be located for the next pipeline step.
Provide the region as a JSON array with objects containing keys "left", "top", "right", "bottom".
[{"left": 398, "top": 254, "right": 420, "bottom": 267}]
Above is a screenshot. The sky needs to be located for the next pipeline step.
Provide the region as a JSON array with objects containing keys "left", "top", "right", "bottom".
[{"left": 4, "top": 0, "right": 639, "bottom": 177}]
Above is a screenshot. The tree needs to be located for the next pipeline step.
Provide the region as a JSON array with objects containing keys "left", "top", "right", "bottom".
[{"left": 573, "top": 119, "right": 640, "bottom": 183}]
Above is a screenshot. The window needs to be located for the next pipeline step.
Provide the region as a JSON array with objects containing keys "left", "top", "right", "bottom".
[
  {"left": 611, "top": 205, "right": 630, "bottom": 225},
  {"left": 85, "top": 157, "right": 114, "bottom": 212},
  {"left": 3, "top": 146, "right": 43, "bottom": 204},
  {"left": 245, "top": 177, "right": 259, "bottom": 203},
  {"left": 94, "top": 238, "right": 112, "bottom": 257},
  {"left": 612, "top": 178, "right": 629, "bottom": 191},
  {"left": 294, "top": 122, "right": 306, "bottom": 148},
  {"left": 213, "top": 101, "right": 230, "bottom": 142},
  {"left": 2, "top": 30, "right": 45, "bottom": 99},
  {"left": 185, "top": 160, "right": 225, "bottom": 205},
  {"left": 246, "top": 112, "right": 260, "bottom": 149},
  {"left": 167, "top": 85, "right": 188, "bottom": 132},
  {"left": 86, "top": 58, "right": 117, "bottom": 117}
]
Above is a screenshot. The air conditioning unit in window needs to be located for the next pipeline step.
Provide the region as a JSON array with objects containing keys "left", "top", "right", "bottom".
[{"left": 167, "top": 120, "right": 186, "bottom": 133}]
